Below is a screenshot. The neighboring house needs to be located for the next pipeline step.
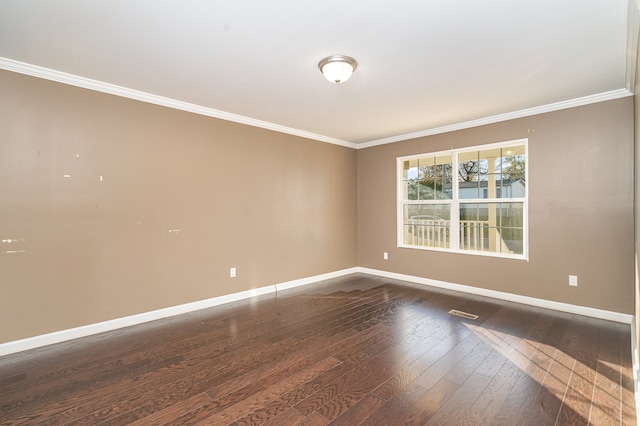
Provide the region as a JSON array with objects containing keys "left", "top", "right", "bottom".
[{"left": 457, "top": 178, "right": 525, "bottom": 199}]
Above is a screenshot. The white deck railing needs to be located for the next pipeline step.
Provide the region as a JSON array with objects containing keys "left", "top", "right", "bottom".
[
  {"left": 459, "top": 220, "right": 487, "bottom": 251},
  {"left": 406, "top": 218, "right": 504, "bottom": 252},
  {"left": 406, "top": 218, "right": 451, "bottom": 248}
]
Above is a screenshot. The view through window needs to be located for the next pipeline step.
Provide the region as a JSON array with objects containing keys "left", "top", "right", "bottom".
[{"left": 398, "top": 140, "right": 527, "bottom": 259}]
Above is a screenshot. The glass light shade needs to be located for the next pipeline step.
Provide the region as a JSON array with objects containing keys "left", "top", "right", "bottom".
[{"left": 318, "top": 55, "right": 357, "bottom": 84}]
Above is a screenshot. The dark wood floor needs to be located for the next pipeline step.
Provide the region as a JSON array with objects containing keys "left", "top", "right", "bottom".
[{"left": 0, "top": 274, "right": 636, "bottom": 425}]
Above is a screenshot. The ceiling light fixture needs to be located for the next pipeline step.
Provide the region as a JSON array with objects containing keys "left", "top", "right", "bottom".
[{"left": 318, "top": 55, "right": 358, "bottom": 84}]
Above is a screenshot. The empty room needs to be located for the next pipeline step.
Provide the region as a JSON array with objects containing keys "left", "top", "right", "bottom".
[{"left": 1, "top": 1, "right": 639, "bottom": 425}]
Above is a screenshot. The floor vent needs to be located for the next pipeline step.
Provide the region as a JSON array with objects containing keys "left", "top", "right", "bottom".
[{"left": 448, "top": 309, "right": 479, "bottom": 320}]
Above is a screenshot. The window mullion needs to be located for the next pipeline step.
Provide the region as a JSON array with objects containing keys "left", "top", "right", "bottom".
[{"left": 450, "top": 150, "right": 459, "bottom": 250}]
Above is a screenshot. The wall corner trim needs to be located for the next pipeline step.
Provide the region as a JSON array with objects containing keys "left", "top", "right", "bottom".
[
  {"left": 0, "top": 267, "right": 358, "bottom": 357},
  {"left": 357, "top": 267, "right": 634, "bottom": 324}
]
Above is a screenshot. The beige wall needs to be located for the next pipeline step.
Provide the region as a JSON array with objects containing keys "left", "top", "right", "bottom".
[
  {"left": 358, "top": 97, "right": 634, "bottom": 314},
  {"left": 1, "top": 67, "right": 634, "bottom": 346},
  {"left": 0, "top": 70, "right": 357, "bottom": 343}
]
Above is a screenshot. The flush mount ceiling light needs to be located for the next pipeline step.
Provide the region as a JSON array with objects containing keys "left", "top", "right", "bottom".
[{"left": 318, "top": 55, "right": 358, "bottom": 84}]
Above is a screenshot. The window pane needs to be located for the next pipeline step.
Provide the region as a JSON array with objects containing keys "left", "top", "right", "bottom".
[
  {"left": 403, "top": 159, "right": 419, "bottom": 201},
  {"left": 497, "top": 202, "right": 524, "bottom": 254},
  {"left": 404, "top": 155, "right": 452, "bottom": 200},
  {"left": 403, "top": 159, "right": 419, "bottom": 181},
  {"left": 459, "top": 202, "right": 524, "bottom": 254},
  {"left": 458, "top": 151, "right": 481, "bottom": 199},
  {"left": 459, "top": 145, "right": 525, "bottom": 200},
  {"left": 419, "top": 158, "right": 438, "bottom": 201},
  {"left": 458, "top": 151, "right": 479, "bottom": 191},
  {"left": 497, "top": 144, "right": 526, "bottom": 195},
  {"left": 459, "top": 203, "right": 487, "bottom": 251},
  {"left": 403, "top": 204, "right": 451, "bottom": 248},
  {"left": 501, "top": 154, "right": 526, "bottom": 189},
  {"left": 404, "top": 180, "right": 419, "bottom": 200},
  {"left": 459, "top": 180, "right": 480, "bottom": 199}
]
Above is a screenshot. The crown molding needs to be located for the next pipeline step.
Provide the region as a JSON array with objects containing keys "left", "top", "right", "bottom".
[
  {"left": 356, "top": 88, "right": 633, "bottom": 149},
  {"left": 0, "top": 57, "right": 357, "bottom": 149},
  {"left": 0, "top": 57, "right": 631, "bottom": 152}
]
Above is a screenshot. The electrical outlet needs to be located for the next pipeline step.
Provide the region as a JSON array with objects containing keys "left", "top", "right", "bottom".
[
  {"left": 569, "top": 275, "right": 577, "bottom": 286},
  {"left": 230, "top": 267, "right": 236, "bottom": 278},
  {"left": 383, "top": 252, "right": 388, "bottom": 260}
]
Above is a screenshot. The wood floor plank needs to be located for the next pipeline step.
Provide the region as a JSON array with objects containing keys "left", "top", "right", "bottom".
[
  {"left": 3, "top": 295, "right": 350, "bottom": 415},
  {"left": 314, "top": 352, "right": 395, "bottom": 420},
  {"left": 360, "top": 383, "right": 430, "bottom": 426},
  {"left": 294, "top": 411, "right": 330, "bottom": 426},
  {"left": 414, "top": 331, "right": 483, "bottom": 389},
  {"left": 393, "top": 377, "right": 459, "bottom": 425},
  {"left": 444, "top": 339, "right": 494, "bottom": 385},
  {"left": 317, "top": 313, "right": 470, "bottom": 421},
  {"left": 555, "top": 351, "right": 597, "bottom": 426},
  {"left": 522, "top": 349, "right": 576, "bottom": 425},
  {"left": 325, "top": 394, "right": 386, "bottom": 426},
  {"left": 459, "top": 357, "right": 525, "bottom": 425},
  {"left": 457, "top": 308, "right": 555, "bottom": 425},
  {"left": 589, "top": 319, "right": 623, "bottom": 425},
  {"left": 72, "top": 336, "right": 308, "bottom": 425},
  {"left": 233, "top": 328, "right": 394, "bottom": 423},
  {"left": 2, "top": 291, "right": 288, "bottom": 380},
  {"left": 425, "top": 372, "right": 492, "bottom": 425},
  {"left": 137, "top": 355, "right": 338, "bottom": 426},
  {"left": 0, "top": 273, "right": 634, "bottom": 426},
  {"left": 257, "top": 406, "right": 306, "bottom": 426},
  {"left": 491, "top": 313, "right": 573, "bottom": 425},
  {"left": 97, "top": 307, "right": 392, "bottom": 424},
  {"left": 196, "top": 357, "right": 344, "bottom": 425},
  {"left": 50, "top": 289, "right": 396, "bottom": 424}
]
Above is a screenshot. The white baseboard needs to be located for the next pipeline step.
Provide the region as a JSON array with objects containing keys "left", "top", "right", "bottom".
[
  {"left": 357, "top": 267, "right": 634, "bottom": 324},
  {"left": 275, "top": 267, "right": 359, "bottom": 292},
  {"left": 0, "top": 266, "right": 631, "bottom": 357},
  {"left": 0, "top": 267, "right": 358, "bottom": 357}
]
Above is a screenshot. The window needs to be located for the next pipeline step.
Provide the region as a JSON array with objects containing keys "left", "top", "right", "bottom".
[{"left": 398, "top": 139, "right": 527, "bottom": 259}]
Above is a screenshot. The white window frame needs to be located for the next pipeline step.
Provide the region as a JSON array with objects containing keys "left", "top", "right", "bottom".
[{"left": 397, "top": 139, "right": 528, "bottom": 261}]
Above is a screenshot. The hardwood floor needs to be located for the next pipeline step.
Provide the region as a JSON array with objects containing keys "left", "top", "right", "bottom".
[{"left": 0, "top": 274, "right": 636, "bottom": 425}]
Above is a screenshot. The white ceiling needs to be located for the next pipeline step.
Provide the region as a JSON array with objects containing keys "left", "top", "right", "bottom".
[{"left": 0, "top": 0, "right": 633, "bottom": 147}]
